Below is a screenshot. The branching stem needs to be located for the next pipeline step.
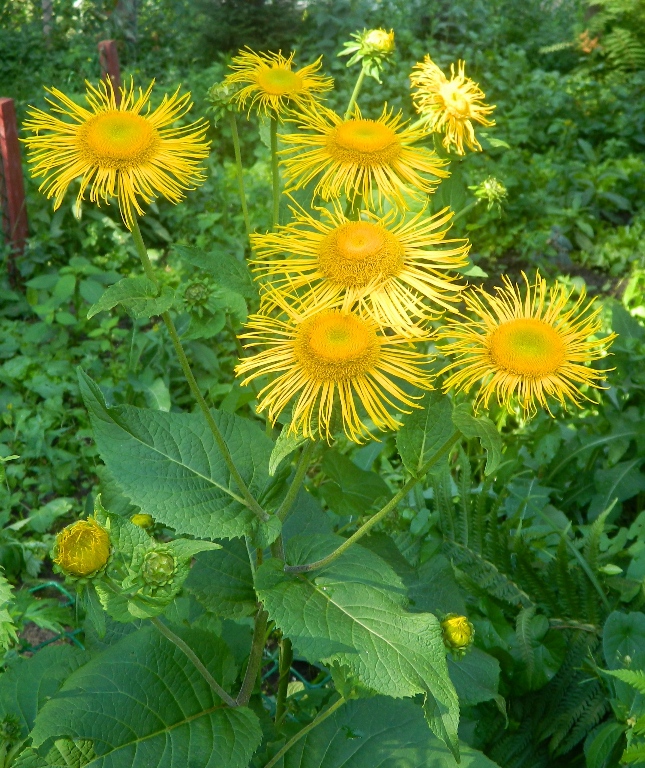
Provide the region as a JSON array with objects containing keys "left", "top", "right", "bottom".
[
  {"left": 284, "top": 433, "right": 460, "bottom": 574},
  {"left": 130, "top": 214, "right": 269, "bottom": 523},
  {"left": 236, "top": 606, "right": 269, "bottom": 706},
  {"left": 151, "top": 617, "right": 237, "bottom": 707},
  {"left": 277, "top": 440, "right": 316, "bottom": 522}
]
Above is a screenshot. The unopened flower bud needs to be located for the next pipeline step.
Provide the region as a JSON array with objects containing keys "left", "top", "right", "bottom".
[
  {"left": 142, "top": 550, "right": 176, "bottom": 587},
  {"left": 53, "top": 518, "right": 110, "bottom": 578},
  {"left": 131, "top": 513, "right": 154, "bottom": 529},
  {"left": 364, "top": 29, "right": 395, "bottom": 55},
  {"left": 469, "top": 177, "right": 508, "bottom": 211},
  {"left": 441, "top": 614, "right": 475, "bottom": 652}
]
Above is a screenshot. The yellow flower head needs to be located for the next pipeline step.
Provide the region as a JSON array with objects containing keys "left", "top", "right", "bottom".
[
  {"left": 251, "top": 203, "right": 469, "bottom": 334},
  {"left": 53, "top": 518, "right": 111, "bottom": 578},
  {"left": 280, "top": 103, "right": 449, "bottom": 210},
  {"left": 438, "top": 271, "right": 616, "bottom": 416},
  {"left": 23, "top": 79, "right": 210, "bottom": 229},
  {"left": 441, "top": 614, "right": 475, "bottom": 652},
  {"left": 410, "top": 57, "right": 495, "bottom": 155},
  {"left": 224, "top": 49, "right": 333, "bottom": 117},
  {"left": 235, "top": 296, "right": 434, "bottom": 443}
]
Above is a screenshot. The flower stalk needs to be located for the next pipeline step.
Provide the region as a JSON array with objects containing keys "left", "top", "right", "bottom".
[
  {"left": 271, "top": 117, "right": 280, "bottom": 227},
  {"left": 229, "top": 112, "right": 252, "bottom": 239},
  {"left": 344, "top": 63, "right": 367, "bottom": 119}
]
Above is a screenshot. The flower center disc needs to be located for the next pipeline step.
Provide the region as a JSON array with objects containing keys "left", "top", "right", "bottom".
[
  {"left": 489, "top": 318, "right": 566, "bottom": 377},
  {"left": 329, "top": 119, "right": 401, "bottom": 165},
  {"left": 439, "top": 83, "right": 471, "bottom": 117},
  {"left": 81, "top": 111, "right": 158, "bottom": 167},
  {"left": 295, "top": 311, "right": 380, "bottom": 381},
  {"left": 318, "top": 221, "right": 404, "bottom": 288},
  {"left": 256, "top": 66, "right": 303, "bottom": 95}
]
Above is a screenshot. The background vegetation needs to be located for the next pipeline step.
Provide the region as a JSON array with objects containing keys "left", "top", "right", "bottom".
[{"left": 1, "top": 1, "right": 645, "bottom": 766}]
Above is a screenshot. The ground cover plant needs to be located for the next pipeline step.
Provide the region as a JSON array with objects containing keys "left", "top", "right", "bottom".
[{"left": 1, "top": 1, "right": 645, "bottom": 767}]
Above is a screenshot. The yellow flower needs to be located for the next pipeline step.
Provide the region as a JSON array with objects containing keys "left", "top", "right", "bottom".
[
  {"left": 235, "top": 297, "right": 434, "bottom": 443},
  {"left": 23, "top": 79, "right": 210, "bottom": 229},
  {"left": 53, "top": 518, "right": 111, "bottom": 578},
  {"left": 364, "top": 28, "right": 395, "bottom": 55},
  {"left": 410, "top": 57, "right": 495, "bottom": 155},
  {"left": 224, "top": 49, "right": 333, "bottom": 117},
  {"left": 280, "top": 104, "right": 449, "bottom": 210},
  {"left": 251, "top": 203, "right": 469, "bottom": 334},
  {"left": 438, "top": 272, "right": 616, "bottom": 416},
  {"left": 441, "top": 614, "right": 474, "bottom": 652}
]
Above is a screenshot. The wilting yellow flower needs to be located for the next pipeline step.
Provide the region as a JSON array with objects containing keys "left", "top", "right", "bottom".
[
  {"left": 281, "top": 104, "right": 448, "bottom": 210},
  {"left": 438, "top": 272, "right": 616, "bottom": 415},
  {"left": 53, "top": 518, "right": 111, "bottom": 578},
  {"left": 441, "top": 614, "right": 475, "bottom": 652},
  {"left": 236, "top": 297, "right": 433, "bottom": 442},
  {"left": 410, "top": 57, "right": 495, "bottom": 155},
  {"left": 224, "top": 49, "right": 333, "bottom": 117},
  {"left": 23, "top": 79, "right": 210, "bottom": 229},
  {"left": 251, "top": 203, "right": 469, "bottom": 333}
]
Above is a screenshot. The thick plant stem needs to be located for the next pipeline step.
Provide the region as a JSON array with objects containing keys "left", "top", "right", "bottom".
[
  {"left": 452, "top": 199, "right": 480, "bottom": 224},
  {"left": 270, "top": 117, "right": 280, "bottom": 227},
  {"left": 263, "top": 697, "right": 347, "bottom": 768},
  {"left": 274, "top": 637, "right": 293, "bottom": 727},
  {"left": 237, "top": 606, "right": 269, "bottom": 706},
  {"left": 277, "top": 440, "right": 316, "bottom": 522},
  {"left": 229, "top": 112, "right": 252, "bottom": 240},
  {"left": 151, "top": 617, "right": 237, "bottom": 707},
  {"left": 344, "top": 64, "right": 367, "bottom": 119},
  {"left": 284, "top": 432, "right": 460, "bottom": 574},
  {"left": 130, "top": 215, "right": 269, "bottom": 523}
]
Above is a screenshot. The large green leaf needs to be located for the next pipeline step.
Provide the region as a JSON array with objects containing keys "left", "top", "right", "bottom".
[
  {"left": 603, "top": 611, "right": 645, "bottom": 669},
  {"left": 0, "top": 645, "right": 87, "bottom": 738},
  {"left": 185, "top": 538, "right": 257, "bottom": 619},
  {"left": 87, "top": 277, "right": 174, "bottom": 319},
  {"left": 280, "top": 697, "right": 499, "bottom": 768},
  {"left": 78, "top": 370, "right": 273, "bottom": 540},
  {"left": 255, "top": 535, "right": 460, "bottom": 759},
  {"left": 396, "top": 392, "right": 456, "bottom": 477},
  {"left": 173, "top": 244, "right": 258, "bottom": 301},
  {"left": 452, "top": 404, "right": 502, "bottom": 476},
  {"left": 31, "top": 626, "right": 261, "bottom": 768},
  {"left": 448, "top": 648, "right": 504, "bottom": 709},
  {"left": 319, "top": 451, "right": 390, "bottom": 518}
]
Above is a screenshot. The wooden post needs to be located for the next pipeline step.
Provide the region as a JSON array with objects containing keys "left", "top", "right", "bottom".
[
  {"left": 0, "top": 98, "right": 28, "bottom": 283},
  {"left": 98, "top": 40, "right": 121, "bottom": 106}
]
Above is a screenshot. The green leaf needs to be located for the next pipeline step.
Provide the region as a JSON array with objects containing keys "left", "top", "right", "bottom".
[
  {"left": 281, "top": 697, "right": 499, "bottom": 768},
  {"left": 173, "top": 244, "right": 258, "bottom": 301},
  {"left": 452, "top": 404, "right": 503, "bottom": 476},
  {"left": 78, "top": 369, "right": 273, "bottom": 540},
  {"left": 31, "top": 626, "right": 262, "bottom": 768},
  {"left": 584, "top": 722, "right": 626, "bottom": 768},
  {"left": 612, "top": 301, "right": 645, "bottom": 340},
  {"left": 185, "top": 538, "right": 256, "bottom": 619},
  {"left": 269, "top": 426, "right": 308, "bottom": 476},
  {"left": 320, "top": 451, "right": 390, "bottom": 518},
  {"left": 87, "top": 277, "right": 174, "bottom": 319},
  {"left": 604, "top": 668, "right": 645, "bottom": 694},
  {"left": 0, "top": 570, "right": 16, "bottom": 649},
  {"left": 603, "top": 612, "right": 645, "bottom": 669},
  {"left": 14, "top": 740, "right": 97, "bottom": 768},
  {"left": 255, "top": 535, "right": 460, "bottom": 760},
  {"left": 0, "top": 645, "right": 87, "bottom": 738},
  {"left": 396, "top": 392, "right": 456, "bottom": 477},
  {"left": 448, "top": 647, "right": 504, "bottom": 709},
  {"left": 589, "top": 459, "right": 645, "bottom": 520}
]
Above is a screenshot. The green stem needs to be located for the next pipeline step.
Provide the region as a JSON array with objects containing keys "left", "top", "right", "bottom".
[
  {"left": 284, "top": 433, "right": 460, "bottom": 574},
  {"left": 344, "top": 64, "right": 367, "bottom": 120},
  {"left": 130, "top": 215, "right": 269, "bottom": 523},
  {"left": 271, "top": 117, "right": 280, "bottom": 227},
  {"left": 277, "top": 440, "right": 316, "bottom": 522},
  {"left": 151, "top": 617, "right": 237, "bottom": 707},
  {"left": 263, "top": 697, "right": 347, "bottom": 768},
  {"left": 451, "top": 199, "right": 480, "bottom": 224},
  {"left": 229, "top": 112, "right": 252, "bottom": 240},
  {"left": 274, "top": 637, "right": 293, "bottom": 727},
  {"left": 236, "top": 607, "right": 269, "bottom": 706}
]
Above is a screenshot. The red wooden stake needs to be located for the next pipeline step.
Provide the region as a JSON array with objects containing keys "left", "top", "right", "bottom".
[
  {"left": 98, "top": 40, "right": 121, "bottom": 106},
  {"left": 0, "top": 97, "right": 28, "bottom": 281}
]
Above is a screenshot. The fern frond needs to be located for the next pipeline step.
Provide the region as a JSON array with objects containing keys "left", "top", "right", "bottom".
[
  {"left": 603, "top": 27, "right": 645, "bottom": 70},
  {"left": 551, "top": 683, "right": 607, "bottom": 755},
  {"left": 516, "top": 606, "right": 537, "bottom": 680},
  {"left": 584, "top": 507, "right": 611, "bottom": 574},
  {"left": 457, "top": 446, "right": 471, "bottom": 547},
  {"left": 472, "top": 477, "right": 491, "bottom": 556},
  {"left": 605, "top": 668, "right": 645, "bottom": 694}
]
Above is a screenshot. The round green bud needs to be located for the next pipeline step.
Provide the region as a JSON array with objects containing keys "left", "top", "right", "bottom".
[
  {"left": 131, "top": 513, "right": 155, "bottom": 529},
  {"left": 441, "top": 614, "right": 475, "bottom": 652},
  {"left": 141, "top": 550, "right": 176, "bottom": 587}
]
